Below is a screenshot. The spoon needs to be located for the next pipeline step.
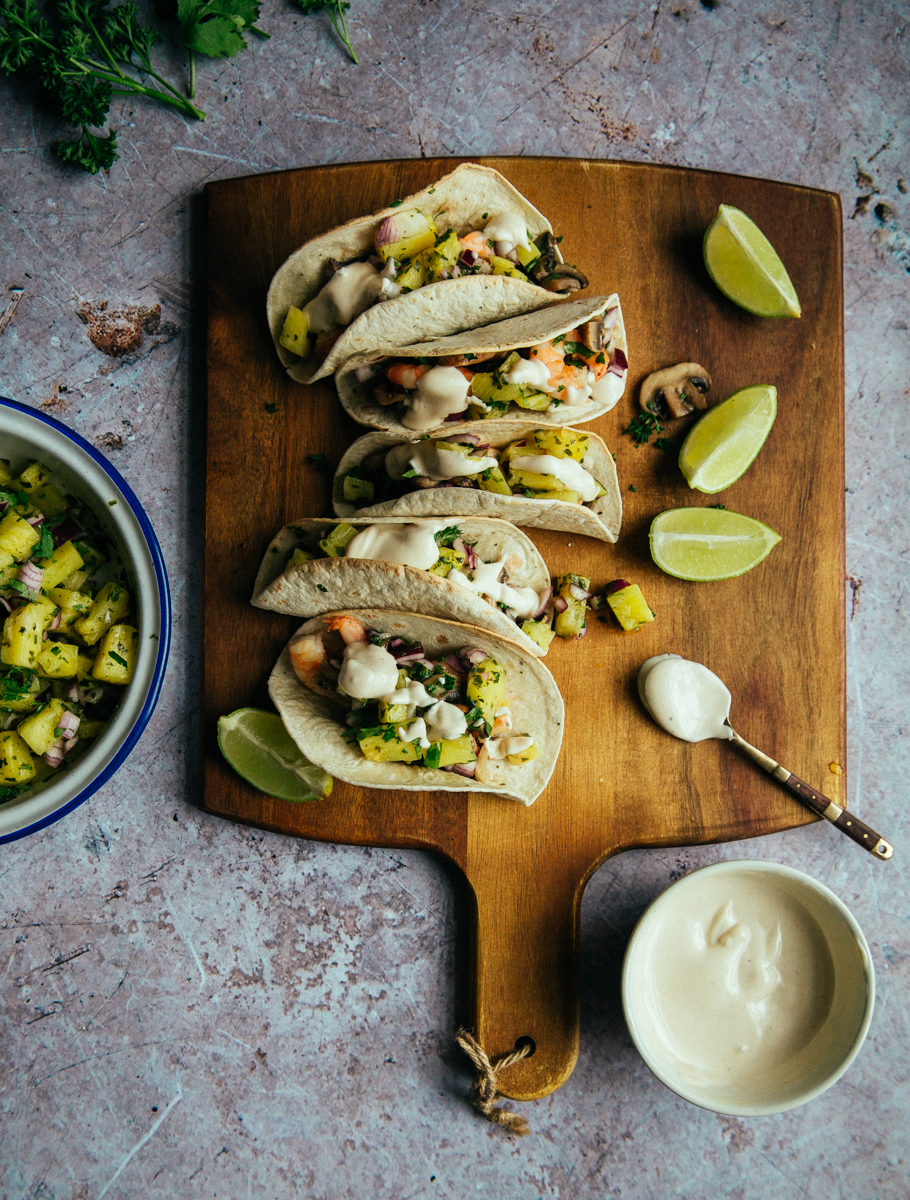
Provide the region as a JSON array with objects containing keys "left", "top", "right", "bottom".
[{"left": 637, "top": 654, "right": 893, "bottom": 861}]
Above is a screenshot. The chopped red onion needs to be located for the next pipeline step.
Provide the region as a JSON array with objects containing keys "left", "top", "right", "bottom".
[
  {"left": 375, "top": 216, "right": 399, "bottom": 250},
  {"left": 459, "top": 250, "right": 477, "bottom": 267},
  {"left": 389, "top": 638, "right": 424, "bottom": 661},
  {"left": 66, "top": 681, "right": 84, "bottom": 704},
  {"left": 450, "top": 265, "right": 463, "bottom": 278},
  {"left": 553, "top": 596, "right": 569, "bottom": 613},
  {"left": 461, "top": 648, "right": 488, "bottom": 667},
  {"left": 443, "top": 762, "right": 476, "bottom": 777},
  {"left": 81, "top": 685, "right": 104, "bottom": 705},
  {"left": 445, "top": 411, "right": 467, "bottom": 422},
  {"left": 533, "top": 587, "right": 553, "bottom": 619},
  {"left": 51, "top": 516, "right": 84, "bottom": 546},
  {"left": 602, "top": 306, "right": 619, "bottom": 331},
  {"left": 393, "top": 652, "right": 426, "bottom": 665},
  {"left": 607, "top": 348, "right": 628, "bottom": 376},
  {"left": 47, "top": 612, "right": 61, "bottom": 631},
  {"left": 604, "top": 578, "right": 630, "bottom": 595},
  {"left": 453, "top": 432, "right": 481, "bottom": 445},
  {"left": 445, "top": 654, "right": 466, "bottom": 674},
  {"left": 43, "top": 740, "right": 66, "bottom": 768},
  {"left": 568, "top": 583, "right": 591, "bottom": 601},
  {"left": 18, "top": 560, "right": 44, "bottom": 591},
  {"left": 494, "top": 243, "right": 521, "bottom": 263},
  {"left": 57, "top": 710, "right": 80, "bottom": 740},
  {"left": 577, "top": 624, "right": 588, "bottom": 639},
  {"left": 454, "top": 538, "right": 477, "bottom": 570},
  {"left": 25, "top": 514, "right": 44, "bottom": 527},
  {"left": 64, "top": 733, "right": 80, "bottom": 754},
  {"left": 0, "top": 597, "right": 11, "bottom": 614}
]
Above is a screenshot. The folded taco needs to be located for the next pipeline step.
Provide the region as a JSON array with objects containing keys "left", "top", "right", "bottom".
[
  {"left": 268, "top": 163, "right": 588, "bottom": 385},
  {"left": 252, "top": 517, "right": 556, "bottom": 657},
  {"left": 336, "top": 294, "right": 629, "bottom": 433},
  {"left": 333, "top": 422, "right": 622, "bottom": 543},
  {"left": 269, "top": 609, "right": 564, "bottom": 805}
]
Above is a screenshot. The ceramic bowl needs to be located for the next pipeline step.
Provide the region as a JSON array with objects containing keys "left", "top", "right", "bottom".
[
  {"left": 621, "top": 860, "right": 875, "bottom": 1116},
  {"left": 0, "top": 396, "right": 170, "bottom": 843}
]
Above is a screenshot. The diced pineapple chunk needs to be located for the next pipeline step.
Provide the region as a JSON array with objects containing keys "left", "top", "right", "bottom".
[
  {"left": 429, "top": 734, "right": 476, "bottom": 768},
  {"left": 426, "top": 229, "right": 462, "bottom": 281},
  {"left": 75, "top": 580, "right": 130, "bottom": 646},
  {"left": 343, "top": 475, "right": 374, "bottom": 506},
  {"left": 0, "top": 511, "right": 40, "bottom": 560},
  {"left": 530, "top": 428, "right": 590, "bottom": 461},
  {"left": 394, "top": 255, "right": 427, "bottom": 292},
  {"left": 428, "top": 546, "right": 466, "bottom": 578},
  {"left": 523, "top": 487, "right": 581, "bottom": 504},
  {"left": 0, "top": 460, "right": 13, "bottom": 488},
  {"left": 554, "top": 573, "right": 590, "bottom": 641},
  {"left": 520, "top": 619, "right": 555, "bottom": 653},
  {"left": 605, "top": 582, "right": 655, "bottom": 632},
  {"left": 489, "top": 255, "right": 526, "bottom": 279},
  {"left": 279, "top": 306, "right": 311, "bottom": 357},
  {"left": 48, "top": 587, "right": 94, "bottom": 630},
  {"left": 477, "top": 466, "right": 512, "bottom": 495},
  {"left": 0, "top": 730, "right": 35, "bottom": 784},
  {"left": 467, "top": 657, "right": 506, "bottom": 723},
  {"left": 377, "top": 210, "right": 437, "bottom": 264},
  {"left": 76, "top": 651, "right": 95, "bottom": 681},
  {"left": 508, "top": 739, "right": 540, "bottom": 766},
  {"left": 38, "top": 642, "right": 79, "bottom": 679},
  {"left": 92, "top": 624, "right": 137, "bottom": 684},
  {"left": 357, "top": 725, "right": 422, "bottom": 763},
  {"left": 318, "top": 522, "right": 358, "bottom": 557},
  {"left": 508, "top": 468, "right": 565, "bottom": 493},
  {"left": 40, "top": 541, "right": 85, "bottom": 592},
  {"left": 0, "top": 669, "right": 44, "bottom": 712},
  {"left": 18, "top": 698, "right": 67, "bottom": 757},
  {"left": 288, "top": 547, "right": 316, "bottom": 568},
  {"left": 1, "top": 599, "right": 58, "bottom": 669}
]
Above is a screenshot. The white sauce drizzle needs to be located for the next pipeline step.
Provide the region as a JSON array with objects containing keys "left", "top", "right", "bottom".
[
  {"left": 345, "top": 521, "right": 447, "bottom": 571},
  {"left": 481, "top": 211, "right": 531, "bottom": 253},
  {"left": 304, "top": 261, "right": 401, "bottom": 335},
  {"left": 637, "top": 654, "right": 735, "bottom": 743},
  {"left": 401, "top": 367, "right": 472, "bottom": 431},
  {"left": 590, "top": 371, "right": 626, "bottom": 412},
  {"left": 338, "top": 640, "right": 400, "bottom": 700},
  {"left": 509, "top": 454, "right": 600, "bottom": 501},
  {"left": 502, "top": 357, "right": 551, "bottom": 391},
  {"left": 448, "top": 559, "right": 539, "bottom": 619},
  {"left": 486, "top": 735, "right": 534, "bottom": 760},
  {"left": 385, "top": 442, "right": 497, "bottom": 482}
]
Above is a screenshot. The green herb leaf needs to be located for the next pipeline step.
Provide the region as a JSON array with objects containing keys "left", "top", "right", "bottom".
[
  {"left": 33, "top": 525, "right": 54, "bottom": 560},
  {"left": 306, "top": 452, "right": 329, "bottom": 471},
  {"left": 654, "top": 437, "right": 673, "bottom": 452},
  {"left": 423, "top": 742, "right": 441, "bottom": 769},
  {"left": 109, "top": 650, "right": 128, "bottom": 667},
  {"left": 297, "top": 1, "right": 357, "bottom": 63},
  {"left": 434, "top": 525, "right": 461, "bottom": 544},
  {"left": 401, "top": 468, "right": 419, "bottom": 479},
  {"left": 623, "top": 412, "right": 663, "bottom": 447}
]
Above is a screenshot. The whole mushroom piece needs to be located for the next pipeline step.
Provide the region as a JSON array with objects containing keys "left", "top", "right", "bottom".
[
  {"left": 639, "top": 363, "right": 712, "bottom": 420},
  {"left": 530, "top": 232, "right": 589, "bottom": 294}
]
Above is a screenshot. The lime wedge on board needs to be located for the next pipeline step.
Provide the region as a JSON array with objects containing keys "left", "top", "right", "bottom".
[
  {"left": 704, "top": 205, "right": 801, "bottom": 318},
  {"left": 650, "top": 508, "right": 782, "bottom": 581},
  {"left": 679, "top": 385, "right": 778, "bottom": 494},
  {"left": 217, "top": 708, "right": 332, "bottom": 801}
]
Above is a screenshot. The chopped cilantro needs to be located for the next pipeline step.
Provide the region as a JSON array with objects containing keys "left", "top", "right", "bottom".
[
  {"left": 7, "top": 579, "right": 33, "bottom": 600},
  {"left": 265, "top": 402, "right": 279, "bottom": 413},
  {"left": 316, "top": 584, "right": 328, "bottom": 593},
  {"left": 390, "top": 199, "right": 403, "bottom": 207},
  {"left": 624, "top": 413, "right": 663, "bottom": 447},
  {"left": 629, "top": 485, "right": 637, "bottom": 492},
  {"left": 306, "top": 452, "right": 329, "bottom": 471},
  {"left": 109, "top": 651, "right": 128, "bottom": 667},
  {"left": 482, "top": 212, "right": 488, "bottom": 220},
  {"left": 655, "top": 437, "right": 673, "bottom": 452},
  {"left": 402, "top": 468, "right": 419, "bottom": 479},
  {"left": 0, "top": 490, "right": 29, "bottom": 508},
  {"left": 708, "top": 503, "right": 727, "bottom": 509},
  {"left": 562, "top": 341, "right": 589, "bottom": 355},
  {"left": 34, "top": 525, "right": 54, "bottom": 560},
  {"left": 424, "top": 743, "right": 442, "bottom": 769},
  {"left": 381, "top": 726, "right": 397, "bottom": 742},
  {"left": 551, "top": 333, "right": 566, "bottom": 345},
  {"left": 434, "top": 525, "right": 462, "bottom": 544}
]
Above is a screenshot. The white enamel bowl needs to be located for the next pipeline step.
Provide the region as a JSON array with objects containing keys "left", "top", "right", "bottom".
[
  {"left": 0, "top": 396, "right": 170, "bottom": 843},
  {"left": 621, "top": 860, "right": 875, "bottom": 1116}
]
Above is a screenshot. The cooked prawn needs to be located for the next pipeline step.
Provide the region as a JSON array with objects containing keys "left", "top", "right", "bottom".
[
  {"left": 323, "top": 615, "right": 368, "bottom": 644},
  {"left": 459, "top": 231, "right": 494, "bottom": 260},
  {"left": 384, "top": 362, "right": 428, "bottom": 390},
  {"left": 289, "top": 634, "right": 325, "bottom": 686}
]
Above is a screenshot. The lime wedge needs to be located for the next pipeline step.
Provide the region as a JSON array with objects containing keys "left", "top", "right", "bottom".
[
  {"left": 217, "top": 708, "right": 332, "bottom": 801},
  {"left": 679, "top": 385, "right": 777, "bottom": 494},
  {"left": 650, "top": 508, "right": 781, "bottom": 581},
  {"left": 704, "top": 205, "right": 801, "bottom": 318}
]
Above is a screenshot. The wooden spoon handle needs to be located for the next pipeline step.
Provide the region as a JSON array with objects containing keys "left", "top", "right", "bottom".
[{"left": 782, "top": 772, "right": 893, "bottom": 860}]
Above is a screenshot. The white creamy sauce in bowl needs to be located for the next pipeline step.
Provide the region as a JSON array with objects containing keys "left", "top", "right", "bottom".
[{"left": 622, "top": 862, "right": 875, "bottom": 1115}]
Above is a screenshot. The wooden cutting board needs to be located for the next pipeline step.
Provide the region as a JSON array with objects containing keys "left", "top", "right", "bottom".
[{"left": 203, "top": 157, "right": 844, "bottom": 1101}]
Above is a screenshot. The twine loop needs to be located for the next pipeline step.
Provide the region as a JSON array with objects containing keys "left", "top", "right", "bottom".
[{"left": 454, "top": 1027, "right": 532, "bottom": 1137}]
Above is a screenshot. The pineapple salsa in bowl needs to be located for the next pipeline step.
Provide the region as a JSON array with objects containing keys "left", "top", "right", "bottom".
[{"left": 0, "top": 397, "right": 170, "bottom": 843}]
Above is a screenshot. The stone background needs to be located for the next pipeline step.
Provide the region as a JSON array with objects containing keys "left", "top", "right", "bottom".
[{"left": 1, "top": 1, "right": 908, "bottom": 1196}]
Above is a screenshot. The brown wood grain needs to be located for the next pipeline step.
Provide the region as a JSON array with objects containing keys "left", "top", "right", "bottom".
[{"left": 203, "top": 157, "right": 845, "bottom": 1100}]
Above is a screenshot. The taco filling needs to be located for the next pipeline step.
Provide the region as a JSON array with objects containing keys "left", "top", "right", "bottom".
[
  {"left": 358, "top": 306, "right": 628, "bottom": 431},
  {"left": 287, "top": 615, "right": 540, "bottom": 781},
  {"left": 281, "top": 519, "right": 551, "bottom": 629},
  {"left": 342, "top": 426, "right": 607, "bottom": 509},
  {"left": 279, "top": 212, "right": 587, "bottom": 367}
]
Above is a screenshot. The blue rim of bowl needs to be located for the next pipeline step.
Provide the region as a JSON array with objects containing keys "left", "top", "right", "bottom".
[{"left": 0, "top": 395, "right": 172, "bottom": 845}]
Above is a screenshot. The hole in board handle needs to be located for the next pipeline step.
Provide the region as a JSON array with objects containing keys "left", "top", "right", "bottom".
[{"left": 514, "top": 1035, "right": 536, "bottom": 1057}]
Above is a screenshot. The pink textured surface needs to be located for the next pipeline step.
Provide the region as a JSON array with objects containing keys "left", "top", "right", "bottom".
[{"left": 1, "top": 3, "right": 908, "bottom": 1196}]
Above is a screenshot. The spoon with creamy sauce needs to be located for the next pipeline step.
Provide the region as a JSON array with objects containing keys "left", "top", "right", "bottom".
[{"left": 638, "top": 654, "right": 893, "bottom": 861}]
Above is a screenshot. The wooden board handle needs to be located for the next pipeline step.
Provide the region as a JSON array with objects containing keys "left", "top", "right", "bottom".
[
  {"left": 783, "top": 772, "right": 893, "bottom": 860},
  {"left": 468, "top": 867, "right": 580, "bottom": 1102}
]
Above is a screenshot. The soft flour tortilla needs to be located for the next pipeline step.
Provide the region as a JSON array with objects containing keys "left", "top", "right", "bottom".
[
  {"left": 269, "top": 609, "right": 564, "bottom": 805},
  {"left": 252, "top": 517, "right": 552, "bottom": 658},
  {"left": 336, "top": 294, "right": 628, "bottom": 433},
  {"left": 267, "top": 163, "right": 566, "bottom": 384},
  {"left": 332, "top": 421, "right": 623, "bottom": 543}
]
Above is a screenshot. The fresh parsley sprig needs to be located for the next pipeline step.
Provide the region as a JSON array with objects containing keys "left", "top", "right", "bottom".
[
  {"left": 0, "top": 0, "right": 206, "bottom": 172},
  {"left": 298, "top": 0, "right": 357, "bottom": 64},
  {"left": 177, "top": 0, "right": 269, "bottom": 100}
]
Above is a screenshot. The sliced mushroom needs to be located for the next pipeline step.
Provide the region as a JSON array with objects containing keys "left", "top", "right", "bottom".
[
  {"left": 545, "top": 264, "right": 590, "bottom": 294},
  {"left": 579, "top": 319, "right": 604, "bottom": 352},
  {"left": 530, "top": 231, "right": 559, "bottom": 283},
  {"left": 639, "top": 363, "right": 712, "bottom": 420}
]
